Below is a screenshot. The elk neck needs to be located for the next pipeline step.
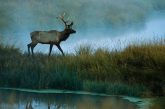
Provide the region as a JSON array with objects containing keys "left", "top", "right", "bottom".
[{"left": 59, "top": 29, "right": 71, "bottom": 41}]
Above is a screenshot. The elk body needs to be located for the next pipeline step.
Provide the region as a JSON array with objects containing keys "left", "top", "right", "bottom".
[{"left": 27, "top": 14, "right": 76, "bottom": 56}]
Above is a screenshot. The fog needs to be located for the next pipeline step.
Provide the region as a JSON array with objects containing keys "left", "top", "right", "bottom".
[{"left": 0, "top": 0, "right": 165, "bottom": 53}]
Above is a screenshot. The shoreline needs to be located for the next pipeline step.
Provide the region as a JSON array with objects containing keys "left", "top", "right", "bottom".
[{"left": 0, "top": 87, "right": 118, "bottom": 96}]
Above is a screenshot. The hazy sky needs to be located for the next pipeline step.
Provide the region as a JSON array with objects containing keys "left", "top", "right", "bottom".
[{"left": 0, "top": 0, "right": 165, "bottom": 53}]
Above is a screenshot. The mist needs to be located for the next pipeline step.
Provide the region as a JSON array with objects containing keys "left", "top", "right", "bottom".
[{"left": 0, "top": 0, "right": 165, "bottom": 53}]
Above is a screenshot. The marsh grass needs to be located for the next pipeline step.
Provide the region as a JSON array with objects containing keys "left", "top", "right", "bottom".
[{"left": 0, "top": 39, "right": 165, "bottom": 97}]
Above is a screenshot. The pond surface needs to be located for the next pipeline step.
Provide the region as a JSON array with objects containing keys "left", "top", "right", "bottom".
[{"left": 0, "top": 89, "right": 138, "bottom": 109}]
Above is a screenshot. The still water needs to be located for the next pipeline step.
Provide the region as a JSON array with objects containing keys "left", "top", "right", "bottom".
[{"left": 0, "top": 89, "right": 138, "bottom": 109}]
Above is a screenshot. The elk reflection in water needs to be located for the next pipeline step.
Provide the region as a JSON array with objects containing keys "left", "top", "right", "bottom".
[
  {"left": 25, "top": 100, "right": 62, "bottom": 109},
  {"left": 25, "top": 100, "right": 33, "bottom": 109}
]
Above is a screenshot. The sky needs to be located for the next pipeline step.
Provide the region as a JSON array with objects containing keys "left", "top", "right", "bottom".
[{"left": 0, "top": 0, "right": 165, "bottom": 53}]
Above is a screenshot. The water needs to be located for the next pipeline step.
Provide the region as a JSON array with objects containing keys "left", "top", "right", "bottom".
[{"left": 0, "top": 90, "right": 138, "bottom": 109}]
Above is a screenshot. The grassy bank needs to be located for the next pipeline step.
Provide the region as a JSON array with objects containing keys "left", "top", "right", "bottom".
[{"left": 0, "top": 40, "right": 165, "bottom": 97}]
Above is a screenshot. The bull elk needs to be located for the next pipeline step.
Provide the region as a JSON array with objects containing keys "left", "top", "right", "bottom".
[{"left": 27, "top": 13, "right": 76, "bottom": 56}]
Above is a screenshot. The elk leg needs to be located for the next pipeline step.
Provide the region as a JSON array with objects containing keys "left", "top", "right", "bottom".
[
  {"left": 27, "top": 43, "right": 31, "bottom": 56},
  {"left": 31, "top": 44, "right": 37, "bottom": 56},
  {"left": 57, "top": 45, "right": 65, "bottom": 56},
  {"left": 49, "top": 44, "right": 53, "bottom": 56}
]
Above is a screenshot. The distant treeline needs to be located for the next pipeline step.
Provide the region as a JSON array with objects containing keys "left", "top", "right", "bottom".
[{"left": 0, "top": 40, "right": 165, "bottom": 97}]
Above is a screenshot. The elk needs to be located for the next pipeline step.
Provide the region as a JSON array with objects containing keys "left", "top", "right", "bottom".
[{"left": 27, "top": 13, "right": 76, "bottom": 56}]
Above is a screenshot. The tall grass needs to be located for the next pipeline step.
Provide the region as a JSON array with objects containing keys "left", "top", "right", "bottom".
[{"left": 0, "top": 40, "right": 165, "bottom": 97}]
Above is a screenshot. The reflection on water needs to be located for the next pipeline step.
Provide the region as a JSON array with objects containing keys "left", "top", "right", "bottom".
[{"left": 0, "top": 90, "right": 137, "bottom": 109}]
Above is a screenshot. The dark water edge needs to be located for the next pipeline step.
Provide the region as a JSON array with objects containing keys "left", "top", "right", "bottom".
[
  {"left": 149, "top": 97, "right": 165, "bottom": 109},
  {"left": 0, "top": 88, "right": 138, "bottom": 109},
  {"left": 124, "top": 96, "right": 165, "bottom": 109}
]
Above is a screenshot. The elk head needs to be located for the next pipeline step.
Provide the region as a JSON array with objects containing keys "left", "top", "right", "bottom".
[{"left": 57, "top": 13, "right": 76, "bottom": 34}]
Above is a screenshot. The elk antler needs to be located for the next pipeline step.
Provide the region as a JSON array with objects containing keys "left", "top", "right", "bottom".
[
  {"left": 68, "top": 21, "right": 74, "bottom": 28},
  {"left": 57, "top": 13, "right": 69, "bottom": 28},
  {"left": 57, "top": 13, "right": 73, "bottom": 28}
]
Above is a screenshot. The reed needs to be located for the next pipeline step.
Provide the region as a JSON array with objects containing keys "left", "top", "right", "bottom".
[{"left": 0, "top": 39, "right": 165, "bottom": 96}]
